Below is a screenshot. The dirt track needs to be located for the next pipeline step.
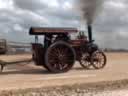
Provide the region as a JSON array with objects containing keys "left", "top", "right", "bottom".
[{"left": 0, "top": 52, "right": 128, "bottom": 91}]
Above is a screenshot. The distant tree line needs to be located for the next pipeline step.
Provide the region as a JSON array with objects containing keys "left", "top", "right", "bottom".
[{"left": 104, "top": 48, "right": 128, "bottom": 52}]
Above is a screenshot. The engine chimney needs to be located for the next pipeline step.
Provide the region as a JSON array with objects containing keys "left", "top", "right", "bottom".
[{"left": 87, "top": 25, "right": 92, "bottom": 42}]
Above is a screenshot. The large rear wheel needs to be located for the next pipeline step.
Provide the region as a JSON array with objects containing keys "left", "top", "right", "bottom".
[{"left": 45, "top": 41, "right": 76, "bottom": 73}]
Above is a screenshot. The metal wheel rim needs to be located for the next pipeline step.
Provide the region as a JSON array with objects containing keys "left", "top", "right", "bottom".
[
  {"left": 91, "top": 51, "right": 106, "bottom": 69},
  {"left": 80, "top": 53, "right": 91, "bottom": 69},
  {"left": 45, "top": 42, "right": 75, "bottom": 73}
]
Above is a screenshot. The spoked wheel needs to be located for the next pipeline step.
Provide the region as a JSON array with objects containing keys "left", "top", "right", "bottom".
[
  {"left": 91, "top": 50, "right": 107, "bottom": 69},
  {"left": 79, "top": 53, "right": 92, "bottom": 69},
  {"left": 45, "top": 41, "right": 76, "bottom": 73}
]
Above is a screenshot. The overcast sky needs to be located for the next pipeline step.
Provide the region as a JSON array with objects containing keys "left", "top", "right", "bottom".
[{"left": 0, "top": 0, "right": 128, "bottom": 49}]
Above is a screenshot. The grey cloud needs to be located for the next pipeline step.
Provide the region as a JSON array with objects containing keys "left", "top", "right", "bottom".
[
  {"left": 93, "top": 0, "right": 128, "bottom": 33},
  {"left": 13, "top": 0, "right": 79, "bottom": 27},
  {"left": 13, "top": 0, "right": 47, "bottom": 11},
  {"left": 0, "top": 9, "right": 48, "bottom": 42},
  {"left": 0, "top": 0, "right": 128, "bottom": 49},
  {"left": 82, "top": 0, "right": 128, "bottom": 49},
  {"left": 36, "top": 7, "right": 80, "bottom": 27}
]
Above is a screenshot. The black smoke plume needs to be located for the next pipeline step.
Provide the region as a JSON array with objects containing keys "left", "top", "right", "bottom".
[{"left": 76, "top": 0, "right": 104, "bottom": 25}]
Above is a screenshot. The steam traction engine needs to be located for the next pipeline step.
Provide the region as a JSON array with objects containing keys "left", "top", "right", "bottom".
[{"left": 29, "top": 26, "right": 106, "bottom": 73}]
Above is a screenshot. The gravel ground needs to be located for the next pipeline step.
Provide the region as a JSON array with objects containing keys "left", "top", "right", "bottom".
[
  {"left": 0, "top": 53, "right": 128, "bottom": 96},
  {"left": 1, "top": 79, "right": 128, "bottom": 96}
]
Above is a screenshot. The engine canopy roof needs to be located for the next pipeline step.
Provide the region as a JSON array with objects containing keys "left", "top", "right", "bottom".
[{"left": 29, "top": 27, "right": 78, "bottom": 35}]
